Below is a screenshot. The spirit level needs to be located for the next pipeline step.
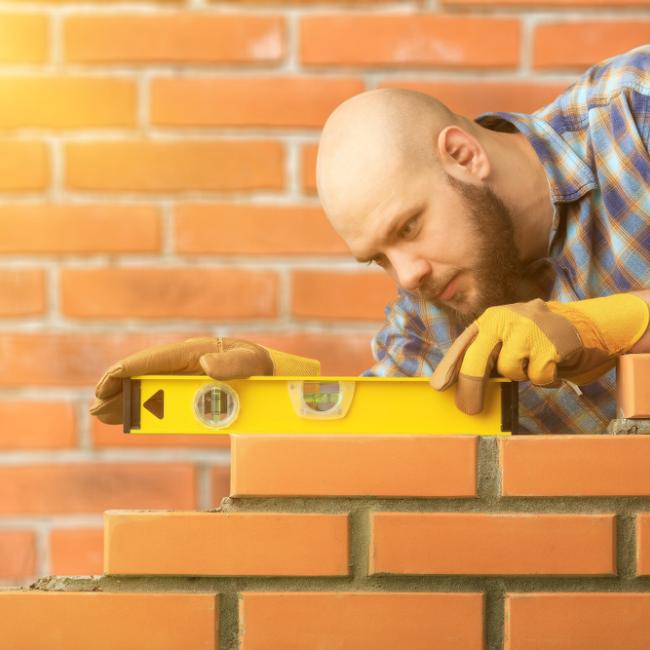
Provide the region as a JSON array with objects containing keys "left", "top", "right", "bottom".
[{"left": 123, "top": 376, "right": 518, "bottom": 436}]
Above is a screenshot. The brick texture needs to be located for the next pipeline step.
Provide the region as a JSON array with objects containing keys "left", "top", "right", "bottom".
[
  {"left": 0, "top": 531, "right": 36, "bottom": 580},
  {"left": 370, "top": 512, "right": 615, "bottom": 575},
  {"left": 0, "top": 269, "right": 45, "bottom": 317},
  {"left": 0, "top": 464, "right": 195, "bottom": 515},
  {"left": 501, "top": 436, "right": 650, "bottom": 496},
  {"left": 0, "top": 592, "right": 218, "bottom": 650},
  {"left": 231, "top": 435, "right": 478, "bottom": 497},
  {"left": 63, "top": 14, "right": 284, "bottom": 64},
  {"left": 60, "top": 267, "right": 279, "bottom": 320},
  {"left": 0, "top": 141, "right": 49, "bottom": 191},
  {"left": 49, "top": 528, "right": 103, "bottom": 576},
  {"left": 104, "top": 510, "right": 349, "bottom": 576},
  {"left": 506, "top": 593, "right": 650, "bottom": 650},
  {"left": 0, "top": 14, "right": 48, "bottom": 64},
  {"left": 239, "top": 592, "right": 484, "bottom": 650},
  {"left": 635, "top": 513, "right": 650, "bottom": 576},
  {"left": 0, "top": 400, "right": 75, "bottom": 449}
]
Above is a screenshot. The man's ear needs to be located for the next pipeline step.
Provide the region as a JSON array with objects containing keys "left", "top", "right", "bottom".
[{"left": 437, "top": 126, "right": 490, "bottom": 181}]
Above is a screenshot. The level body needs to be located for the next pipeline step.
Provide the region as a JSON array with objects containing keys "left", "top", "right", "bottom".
[{"left": 123, "top": 375, "right": 517, "bottom": 436}]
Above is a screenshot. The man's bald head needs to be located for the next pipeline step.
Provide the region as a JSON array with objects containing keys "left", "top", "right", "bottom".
[{"left": 316, "top": 88, "right": 461, "bottom": 236}]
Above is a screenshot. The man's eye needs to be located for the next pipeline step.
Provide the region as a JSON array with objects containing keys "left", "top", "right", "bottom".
[
  {"left": 366, "top": 256, "right": 387, "bottom": 268},
  {"left": 398, "top": 216, "right": 419, "bottom": 238}
]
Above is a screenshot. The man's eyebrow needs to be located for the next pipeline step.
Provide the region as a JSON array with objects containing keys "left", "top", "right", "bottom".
[{"left": 354, "top": 204, "right": 424, "bottom": 263}]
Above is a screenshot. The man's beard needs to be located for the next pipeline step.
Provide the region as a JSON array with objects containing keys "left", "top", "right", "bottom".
[{"left": 418, "top": 174, "right": 524, "bottom": 327}]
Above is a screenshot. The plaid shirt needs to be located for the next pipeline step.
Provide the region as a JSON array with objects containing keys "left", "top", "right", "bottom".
[{"left": 362, "top": 46, "right": 650, "bottom": 434}]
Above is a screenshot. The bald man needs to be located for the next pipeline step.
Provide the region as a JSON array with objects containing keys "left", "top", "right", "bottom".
[
  {"left": 91, "top": 46, "right": 650, "bottom": 434},
  {"left": 316, "top": 45, "right": 650, "bottom": 432}
]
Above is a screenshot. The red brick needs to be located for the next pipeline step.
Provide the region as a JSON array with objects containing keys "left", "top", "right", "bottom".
[
  {"left": 0, "top": 531, "right": 36, "bottom": 579},
  {"left": 0, "top": 400, "right": 75, "bottom": 449},
  {"left": 446, "top": 0, "right": 650, "bottom": 5},
  {"left": 501, "top": 436, "right": 650, "bottom": 496},
  {"left": 534, "top": 23, "right": 650, "bottom": 70},
  {"left": 231, "top": 436, "right": 477, "bottom": 497},
  {"left": 292, "top": 270, "right": 395, "bottom": 321},
  {"left": 92, "top": 415, "right": 230, "bottom": 449},
  {"left": 61, "top": 267, "right": 278, "bottom": 320},
  {"left": 211, "top": 466, "right": 231, "bottom": 506},
  {"left": 0, "top": 77, "right": 135, "bottom": 129},
  {"left": 0, "top": 269, "right": 45, "bottom": 317},
  {"left": 173, "top": 203, "right": 348, "bottom": 256},
  {"left": 0, "top": 204, "right": 160, "bottom": 254},
  {"left": 506, "top": 593, "right": 650, "bottom": 650},
  {"left": 49, "top": 528, "right": 103, "bottom": 576},
  {"left": 635, "top": 513, "right": 650, "bottom": 575},
  {"left": 152, "top": 76, "right": 364, "bottom": 128},
  {"left": 64, "top": 140, "right": 284, "bottom": 192},
  {"left": 301, "top": 143, "right": 318, "bottom": 194},
  {"left": 616, "top": 353, "right": 650, "bottom": 418},
  {"left": 0, "top": 141, "right": 49, "bottom": 191},
  {"left": 0, "top": 14, "right": 48, "bottom": 64},
  {"left": 240, "top": 592, "right": 483, "bottom": 650},
  {"left": 104, "top": 510, "right": 348, "bottom": 576},
  {"left": 0, "top": 331, "right": 375, "bottom": 387},
  {"left": 381, "top": 80, "right": 569, "bottom": 117},
  {"left": 0, "top": 464, "right": 195, "bottom": 515},
  {"left": 301, "top": 15, "right": 520, "bottom": 68},
  {"left": 0, "top": 592, "right": 217, "bottom": 650},
  {"left": 64, "top": 14, "right": 284, "bottom": 64},
  {"left": 371, "top": 513, "right": 615, "bottom": 575}
]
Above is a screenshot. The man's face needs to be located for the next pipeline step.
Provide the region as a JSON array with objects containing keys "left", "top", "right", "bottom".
[{"left": 338, "top": 171, "right": 524, "bottom": 326}]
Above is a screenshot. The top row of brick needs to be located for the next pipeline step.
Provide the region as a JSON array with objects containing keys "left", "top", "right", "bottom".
[{"left": 2, "top": 14, "right": 649, "bottom": 70}]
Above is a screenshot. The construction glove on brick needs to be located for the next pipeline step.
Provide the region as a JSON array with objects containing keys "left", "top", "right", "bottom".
[
  {"left": 430, "top": 293, "right": 649, "bottom": 415},
  {"left": 89, "top": 337, "right": 320, "bottom": 424}
]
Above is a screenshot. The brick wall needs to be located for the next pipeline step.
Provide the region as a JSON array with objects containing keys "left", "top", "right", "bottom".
[
  {"left": 5, "top": 434, "right": 650, "bottom": 649},
  {"left": 1, "top": 0, "right": 649, "bottom": 586}
]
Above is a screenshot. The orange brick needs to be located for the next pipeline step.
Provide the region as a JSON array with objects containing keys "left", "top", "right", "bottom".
[
  {"left": 64, "top": 140, "right": 284, "bottom": 192},
  {"left": 292, "top": 270, "right": 395, "bottom": 321},
  {"left": 49, "top": 528, "right": 103, "bottom": 576},
  {"left": 0, "top": 400, "right": 75, "bottom": 449},
  {"left": 506, "top": 593, "right": 650, "bottom": 650},
  {"left": 381, "top": 80, "right": 569, "bottom": 117},
  {"left": 92, "top": 416, "right": 230, "bottom": 449},
  {"left": 0, "top": 592, "right": 217, "bottom": 650},
  {"left": 301, "top": 15, "right": 520, "bottom": 68},
  {"left": 501, "top": 436, "right": 650, "bottom": 496},
  {"left": 0, "top": 531, "right": 36, "bottom": 579},
  {"left": 445, "top": 0, "right": 650, "bottom": 5},
  {"left": 64, "top": 14, "right": 284, "bottom": 64},
  {"left": 616, "top": 353, "right": 650, "bottom": 418},
  {"left": 0, "top": 77, "right": 135, "bottom": 129},
  {"left": 231, "top": 436, "right": 477, "bottom": 497},
  {"left": 211, "top": 466, "right": 231, "bottom": 506},
  {"left": 0, "top": 464, "right": 195, "bottom": 515},
  {"left": 0, "top": 204, "right": 161, "bottom": 254},
  {"left": 0, "top": 269, "right": 45, "bottom": 317},
  {"left": 152, "top": 76, "right": 364, "bottom": 128},
  {"left": 636, "top": 513, "right": 650, "bottom": 575},
  {"left": 0, "top": 14, "right": 48, "bottom": 64},
  {"left": 61, "top": 267, "right": 278, "bottom": 320},
  {"left": 0, "top": 330, "right": 375, "bottom": 387},
  {"left": 0, "top": 141, "right": 49, "bottom": 191},
  {"left": 301, "top": 143, "right": 318, "bottom": 194},
  {"left": 104, "top": 510, "right": 348, "bottom": 576},
  {"left": 240, "top": 592, "right": 483, "bottom": 650},
  {"left": 534, "top": 23, "right": 650, "bottom": 70},
  {"left": 371, "top": 513, "right": 615, "bottom": 575},
  {"left": 174, "top": 203, "right": 347, "bottom": 256}
]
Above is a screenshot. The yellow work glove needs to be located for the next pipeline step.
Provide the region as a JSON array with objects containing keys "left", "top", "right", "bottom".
[
  {"left": 89, "top": 337, "right": 320, "bottom": 424},
  {"left": 430, "top": 293, "right": 649, "bottom": 415}
]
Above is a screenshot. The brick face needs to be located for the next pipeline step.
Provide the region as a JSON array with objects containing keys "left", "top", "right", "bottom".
[
  {"left": 0, "top": 400, "right": 76, "bottom": 449},
  {"left": 0, "top": 14, "right": 48, "bottom": 64},
  {"left": 0, "top": 531, "right": 36, "bottom": 580},
  {"left": 0, "top": 141, "right": 49, "bottom": 191},
  {"left": 0, "top": 269, "right": 45, "bottom": 317},
  {"left": 49, "top": 528, "right": 103, "bottom": 576}
]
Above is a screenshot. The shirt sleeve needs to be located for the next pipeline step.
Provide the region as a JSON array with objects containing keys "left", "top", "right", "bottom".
[{"left": 360, "top": 290, "right": 444, "bottom": 377}]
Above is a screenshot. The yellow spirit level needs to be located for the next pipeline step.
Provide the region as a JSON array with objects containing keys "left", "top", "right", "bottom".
[{"left": 123, "top": 376, "right": 518, "bottom": 436}]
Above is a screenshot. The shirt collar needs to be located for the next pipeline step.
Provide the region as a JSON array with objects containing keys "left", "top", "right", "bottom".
[{"left": 475, "top": 111, "right": 597, "bottom": 204}]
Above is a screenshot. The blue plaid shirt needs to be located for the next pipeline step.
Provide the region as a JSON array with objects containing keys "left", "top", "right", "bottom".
[{"left": 363, "top": 46, "right": 650, "bottom": 433}]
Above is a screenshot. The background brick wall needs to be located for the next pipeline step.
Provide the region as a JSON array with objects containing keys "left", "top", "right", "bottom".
[{"left": 0, "top": 0, "right": 648, "bottom": 586}]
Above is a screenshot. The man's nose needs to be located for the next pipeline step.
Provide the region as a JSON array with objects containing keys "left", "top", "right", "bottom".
[{"left": 391, "top": 253, "right": 430, "bottom": 291}]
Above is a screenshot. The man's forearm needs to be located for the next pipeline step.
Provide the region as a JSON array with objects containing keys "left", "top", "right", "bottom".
[{"left": 629, "top": 289, "right": 650, "bottom": 353}]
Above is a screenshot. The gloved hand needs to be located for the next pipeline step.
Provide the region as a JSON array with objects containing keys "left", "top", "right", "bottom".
[
  {"left": 89, "top": 337, "right": 320, "bottom": 424},
  {"left": 430, "top": 293, "right": 649, "bottom": 415}
]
